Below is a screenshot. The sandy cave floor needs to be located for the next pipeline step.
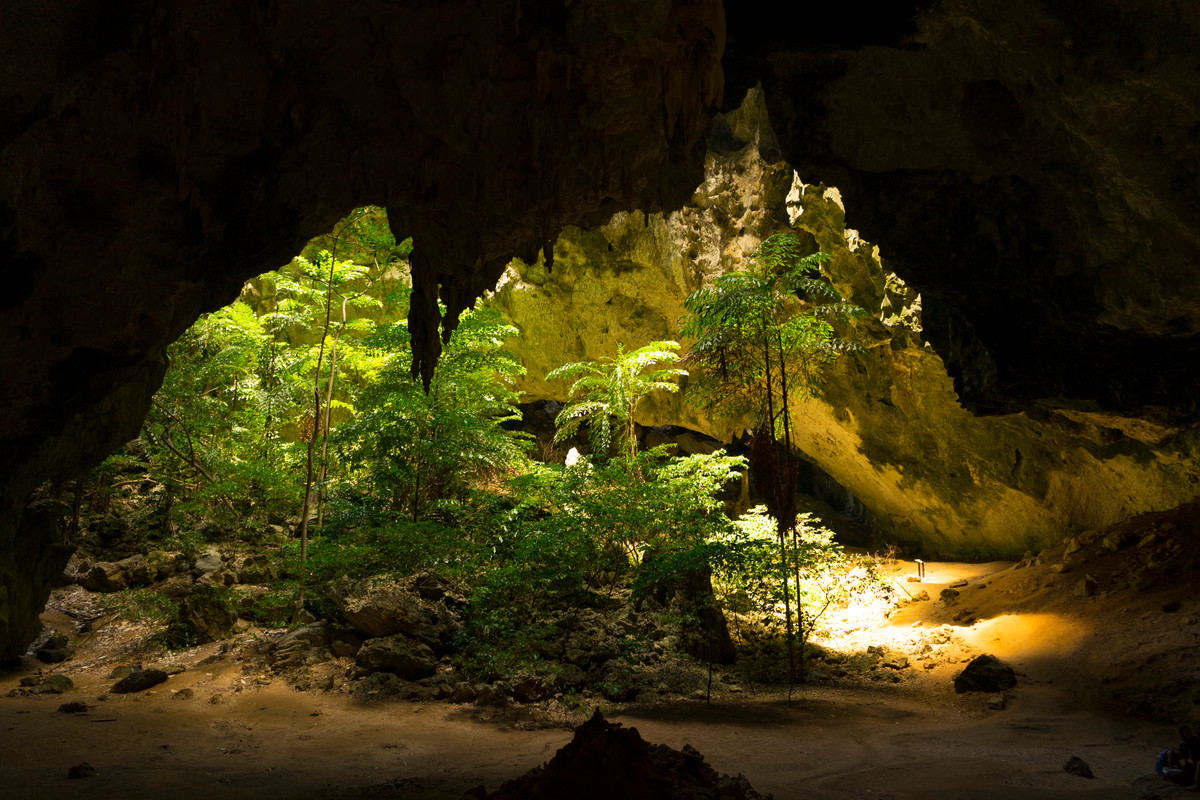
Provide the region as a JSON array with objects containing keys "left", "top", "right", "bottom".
[{"left": 3, "top": 550, "right": 1199, "bottom": 800}]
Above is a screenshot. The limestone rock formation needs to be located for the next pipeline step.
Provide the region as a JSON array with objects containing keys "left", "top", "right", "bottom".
[
  {"left": 729, "top": 0, "right": 1200, "bottom": 419},
  {"left": 2, "top": 0, "right": 1198, "bottom": 656},
  {"left": 492, "top": 89, "right": 1200, "bottom": 557}
]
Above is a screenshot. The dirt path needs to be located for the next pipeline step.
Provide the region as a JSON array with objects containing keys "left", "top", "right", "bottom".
[
  {"left": 2, "top": 555, "right": 1189, "bottom": 799},
  {"left": 0, "top": 678, "right": 1162, "bottom": 799}
]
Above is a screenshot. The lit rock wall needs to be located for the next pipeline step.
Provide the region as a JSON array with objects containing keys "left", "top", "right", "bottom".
[{"left": 492, "top": 90, "right": 1200, "bottom": 558}]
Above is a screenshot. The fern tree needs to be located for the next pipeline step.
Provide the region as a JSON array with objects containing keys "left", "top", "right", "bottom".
[
  {"left": 547, "top": 340, "right": 686, "bottom": 463},
  {"left": 681, "top": 231, "right": 864, "bottom": 694},
  {"left": 144, "top": 300, "right": 301, "bottom": 525},
  {"left": 340, "top": 299, "right": 528, "bottom": 522},
  {"left": 261, "top": 251, "right": 385, "bottom": 560}
]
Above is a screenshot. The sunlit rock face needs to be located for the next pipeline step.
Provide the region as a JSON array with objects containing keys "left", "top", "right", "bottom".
[
  {"left": 0, "top": 0, "right": 723, "bottom": 659},
  {"left": 493, "top": 89, "right": 1200, "bottom": 558},
  {"left": 726, "top": 0, "right": 1200, "bottom": 420}
]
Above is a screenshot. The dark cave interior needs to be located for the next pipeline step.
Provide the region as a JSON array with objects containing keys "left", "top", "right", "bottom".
[{"left": 2, "top": 0, "right": 1199, "bottom": 719}]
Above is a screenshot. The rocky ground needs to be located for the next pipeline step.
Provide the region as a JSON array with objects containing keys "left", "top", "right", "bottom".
[{"left": 2, "top": 504, "right": 1199, "bottom": 798}]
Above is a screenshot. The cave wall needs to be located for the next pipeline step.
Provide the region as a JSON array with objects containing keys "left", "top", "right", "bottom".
[
  {"left": 0, "top": 0, "right": 724, "bottom": 659},
  {"left": 727, "top": 0, "right": 1200, "bottom": 419},
  {"left": 492, "top": 88, "right": 1200, "bottom": 557},
  {"left": 3, "top": 0, "right": 1199, "bottom": 651}
]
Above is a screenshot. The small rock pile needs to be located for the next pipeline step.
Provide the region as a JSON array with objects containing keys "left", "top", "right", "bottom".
[{"left": 473, "top": 710, "right": 771, "bottom": 800}]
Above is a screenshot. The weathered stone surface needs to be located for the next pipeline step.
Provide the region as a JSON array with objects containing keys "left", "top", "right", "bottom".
[
  {"left": 953, "top": 654, "right": 1017, "bottom": 694},
  {"left": 0, "top": 511, "right": 72, "bottom": 661},
  {"left": 271, "top": 621, "right": 334, "bottom": 671},
  {"left": 233, "top": 553, "right": 276, "bottom": 585},
  {"left": 110, "top": 667, "right": 168, "bottom": 694},
  {"left": 637, "top": 551, "right": 736, "bottom": 665},
  {"left": 355, "top": 634, "right": 438, "bottom": 680},
  {"left": 35, "top": 635, "right": 72, "bottom": 664},
  {"left": 193, "top": 549, "right": 224, "bottom": 574},
  {"left": 330, "top": 576, "right": 461, "bottom": 651},
  {"left": 33, "top": 673, "right": 75, "bottom": 695},
  {"left": 179, "top": 592, "right": 236, "bottom": 644},
  {"left": 81, "top": 562, "right": 128, "bottom": 593},
  {"left": 730, "top": 1, "right": 1200, "bottom": 420},
  {"left": 156, "top": 574, "right": 195, "bottom": 599},
  {"left": 494, "top": 88, "right": 1200, "bottom": 558}
]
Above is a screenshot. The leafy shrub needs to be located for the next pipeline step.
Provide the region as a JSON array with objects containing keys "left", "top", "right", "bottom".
[
  {"left": 95, "top": 588, "right": 178, "bottom": 624},
  {"left": 708, "top": 505, "right": 888, "bottom": 682},
  {"left": 338, "top": 304, "right": 529, "bottom": 521}
]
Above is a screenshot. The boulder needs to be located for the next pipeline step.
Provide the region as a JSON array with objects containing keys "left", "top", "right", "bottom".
[
  {"left": 156, "top": 574, "right": 195, "bottom": 599},
  {"left": 193, "top": 549, "right": 223, "bottom": 574},
  {"left": 330, "top": 577, "right": 461, "bottom": 652},
  {"left": 110, "top": 555, "right": 147, "bottom": 586},
  {"left": 355, "top": 634, "right": 438, "bottom": 680},
  {"left": 331, "top": 630, "right": 363, "bottom": 660},
  {"left": 508, "top": 670, "right": 553, "bottom": 704},
  {"left": 111, "top": 667, "right": 168, "bottom": 694},
  {"left": 234, "top": 554, "right": 276, "bottom": 585},
  {"left": 353, "top": 672, "right": 407, "bottom": 699},
  {"left": 271, "top": 621, "right": 334, "bottom": 670},
  {"left": 40, "top": 674, "right": 74, "bottom": 694},
  {"left": 197, "top": 568, "right": 237, "bottom": 588},
  {"left": 35, "top": 635, "right": 72, "bottom": 664},
  {"left": 81, "top": 562, "right": 128, "bottom": 593},
  {"left": 179, "top": 591, "right": 236, "bottom": 644},
  {"left": 953, "top": 654, "right": 1016, "bottom": 694}
]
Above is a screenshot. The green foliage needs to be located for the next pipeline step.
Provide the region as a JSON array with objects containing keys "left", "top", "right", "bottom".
[
  {"left": 454, "top": 448, "right": 743, "bottom": 677},
  {"left": 517, "top": 448, "right": 743, "bottom": 564},
  {"left": 145, "top": 300, "right": 296, "bottom": 524},
  {"left": 681, "top": 231, "right": 865, "bottom": 688},
  {"left": 299, "top": 206, "right": 412, "bottom": 269},
  {"left": 547, "top": 341, "right": 686, "bottom": 461},
  {"left": 76, "top": 212, "right": 886, "bottom": 696},
  {"left": 95, "top": 588, "right": 178, "bottom": 624},
  {"left": 123, "top": 206, "right": 412, "bottom": 538},
  {"left": 338, "top": 301, "right": 529, "bottom": 521},
  {"left": 681, "top": 232, "right": 864, "bottom": 422},
  {"left": 238, "top": 585, "right": 301, "bottom": 628},
  {"left": 708, "top": 505, "right": 884, "bottom": 682}
]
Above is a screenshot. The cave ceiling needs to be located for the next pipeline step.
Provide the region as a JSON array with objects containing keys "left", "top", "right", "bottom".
[
  {"left": 724, "top": 0, "right": 1200, "bottom": 420},
  {"left": 3, "top": 0, "right": 1199, "bottom": 508}
]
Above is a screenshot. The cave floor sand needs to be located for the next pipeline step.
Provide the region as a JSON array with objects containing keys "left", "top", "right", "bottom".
[{"left": 2, "top": 553, "right": 1196, "bottom": 800}]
